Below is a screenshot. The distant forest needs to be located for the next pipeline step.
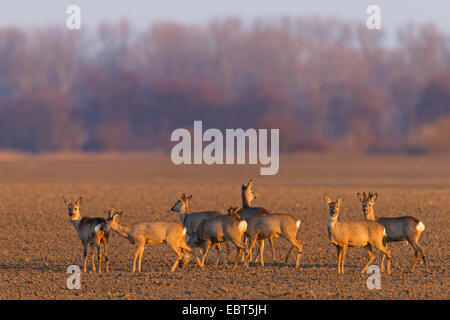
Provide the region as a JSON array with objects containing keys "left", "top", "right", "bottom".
[{"left": 0, "top": 17, "right": 449, "bottom": 153}]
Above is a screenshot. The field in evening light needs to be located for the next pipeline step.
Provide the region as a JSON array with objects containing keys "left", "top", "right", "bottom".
[{"left": 0, "top": 153, "right": 448, "bottom": 299}]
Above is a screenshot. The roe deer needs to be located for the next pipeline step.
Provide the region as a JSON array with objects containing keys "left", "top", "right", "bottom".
[
  {"left": 105, "top": 209, "right": 204, "bottom": 272},
  {"left": 324, "top": 195, "right": 391, "bottom": 274},
  {"left": 63, "top": 196, "right": 109, "bottom": 273},
  {"left": 170, "top": 193, "right": 227, "bottom": 266},
  {"left": 195, "top": 206, "right": 249, "bottom": 270},
  {"left": 246, "top": 211, "right": 302, "bottom": 268},
  {"left": 357, "top": 192, "right": 429, "bottom": 272},
  {"left": 238, "top": 180, "right": 277, "bottom": 263}
]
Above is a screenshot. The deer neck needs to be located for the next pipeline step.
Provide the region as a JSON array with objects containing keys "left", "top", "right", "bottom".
[
  {"left": 327, "top": 215, "right": 338, "bottom": 233},
  {"left": 70, "top": 217, "right": 82, "bottom": 232},
  {"left": 365, "top": 208, "right": 377, "bottom": 221},
  {"left": 111, "top": 221, "right": 131, "bottom": 239},
  {"left": 178, "top": 205, "right": 189, "bottom": 226},
  {"left": 242, "top": 193, "right": 251, "bottom": 208}
]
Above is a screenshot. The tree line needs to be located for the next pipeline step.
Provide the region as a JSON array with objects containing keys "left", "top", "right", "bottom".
[{"left": 0, "top": 17, "right": 449, "bottom": 153}]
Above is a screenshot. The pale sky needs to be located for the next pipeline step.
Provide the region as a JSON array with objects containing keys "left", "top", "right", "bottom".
[{"left": 0, "top": 0, "right": 449, "bottom": 34}]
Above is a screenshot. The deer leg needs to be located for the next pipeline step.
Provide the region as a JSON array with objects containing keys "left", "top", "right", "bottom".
[
  {"left": 214, "top": 243, "right": 222, "bottom": 266},
  {"left": 233, "top": 249, "right": 242, "bottom": 270},
  {"left": 285, "top": 246, "right": 295, "bottom": 263},
  {"left": 168, "top": 243, "right": 183, "bottom": 272},
  {"left": 219, "top": 244, "right": 230, "bottom": 269},
  {"left": 90, "top": 244, "right": 96, "bottom": 272},
  {"left": 231, "top": 239, "right": 248, "bottom": 270},
  {"left": 82, "top": 244, "right": 88, "bottom": 273},
  {"left": 170, "top": 254, "right": 183, "bottom": 272},
  {"left": 410, "top": 249, "right": 420, "bottom": 272},
  {"left": 181, "top": 249, "right": 191, "bottom": 269},
  {"left": 285, "top": 236, "right": 302, "bottom": 269},
  {"left": 132, "top": 244, "right": 144, "bottom": 272},
  {"left": 380, "top": 241, "right": 387, "bottom": 273},
  {"left": 269, "top": 238, "right": 276, "bottom": 263},
  {"left": 417, "top": 244, "right": 429, "bottom": 272},
  {"left": 362, "top": 245, "right": 375, "bottom": 274},
  {"left": 247, "top": 234, "right": 258, "bottom": 265},
  {"left": 254, "top": 240, "right": 261, "bottom": 263},
  {"left": 182, "top": 253, "right": 191, "bottom": 268},
  {"left": 340, "top": 245, "right": 347, "bottom": 274},
  {"left": 181, "top": 237, "right": 196, "bottom": 267},
  {"left": 335, "top": 245, "right": 340, "bottom": 263},
  {"left": 201, "top": 241, "right": 211, "bottom": 266},
  {"left": 248, "top": 238, "right": 254, "bottom": 263},
  {"left": 97, "top": 244, "right": 102, "bottom": 273},
  {"left": 178, "top": 241, "right": 204, "bottom": 271},
  {"left": 221, "top": 245, "right": 230, "bottom": 269},
  {"left": 376, "top": 242, "right": 391, "bottom": 274},
  {"left": 225, "top": 242, "right": 230, "bottom": 264},
  {"left": 386, "top": 243, "right": 391, "bottom": 275},
  {"left": 409, "top": 238, "right": 429, "bottom": 272},
  {"left": 258, "top": 240, "right": 265, "bottom": 267},
  {"left": 241, "top": 235, "right": 247, "bottom": 263},
  {"left": 337, "top": 246, "right": 342, "bottom": 274},
  {"left": 102, "top": 236, "right": 109, "bottom": 273},
  {"left": 137, "top": 246, "right": 145, "bottom": 272},
  {"left": 408, "top": 240, "right": 423, "bottom": 272},
  {"left": 167, "top": 239, "right": 196, "bottom": 273},
  {"left": 295, "top": 242, "right": 303, "bottom": 269}
]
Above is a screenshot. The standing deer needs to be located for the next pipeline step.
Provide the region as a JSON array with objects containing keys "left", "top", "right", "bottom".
[
  {"left": 246, "top": 211, "right": 302, "bottom": 268},
  {"left": 324, "top": 195, "right": 391, "bottom": 274},
  {"left": 195, "top": 206, "right": 249, "bottom": 270},
  {"left": 170, "top": 194, "right": 227, "bottom": 266},
  {"left": 238, "top": 180, "right": 277, "bottom": 264},
  {"left": 105, "top": 209, "right": 204, "bottom": 272},
  {"left": 63, "top": 196, "right": 109, "bottom": 273},
  {"left": 357, "top": 192, "right": 429, "bottom": 272}
]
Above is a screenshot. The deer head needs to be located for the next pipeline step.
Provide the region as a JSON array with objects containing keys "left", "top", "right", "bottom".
[
  {"left": 227, "top": 206, "right": 239, "bottom": 217},
  {"left": 357, "top": 192, "right": 377, "bottom": 219},
  {"left": 241, "top": 179, "right": 256, "bottom": 203},
  {"left": 63, "top": 196, "right": 83, "bottom": 221},
  {"left": 171, "top": 193, "right": 193, "bottom": 213},
  {"left": 324, "top": 195, "right": 344, "bottom": 219},
  {"left": 106, "top": 209, "right": 123, "bottom": 230}
]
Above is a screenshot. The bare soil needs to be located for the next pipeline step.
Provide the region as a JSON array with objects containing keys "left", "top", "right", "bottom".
[{"left": 0, "top": 153, "right": 448, "bottom": 299}]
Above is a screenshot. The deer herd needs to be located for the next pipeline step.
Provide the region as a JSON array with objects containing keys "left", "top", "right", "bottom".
[{"left": 63, "top": 180, "right": 429, "bottom": 276}]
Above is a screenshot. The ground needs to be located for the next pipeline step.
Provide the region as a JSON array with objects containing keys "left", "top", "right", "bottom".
[{"left": 0, "top": 153, "right": 448, "bottom": 299}]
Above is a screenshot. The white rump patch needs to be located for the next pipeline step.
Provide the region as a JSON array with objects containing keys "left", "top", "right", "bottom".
[
  {"left": 239, "top": 220, "right": 247, "bottom": 233},
  {"left": 296, "top": 220, "right": 301, "bottom": 229},
  {"left": 416, "top": 221, "right": 425, "bottom": 231},
  {"left": 182, "top": 227, "right": 187, "bottom": 236},
  {"left": 94, "top": 224, "right": 103, "bottom": 232}
]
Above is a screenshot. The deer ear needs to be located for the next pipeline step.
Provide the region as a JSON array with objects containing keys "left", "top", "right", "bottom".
[
  {"left": 107, "top": 208, "right": 115, "bottom": 219},
  {"left": 370, "top": 192, "right": 378, "bottom": 202},
  {"left": 357, "top": 193, "right": 363, "bottom": 202},
  {"left": 113, "top": 211, "right": 122, "bottom": 220},
  {"left": 187, "top": 194, "right": 193, "bottom": 200},
  {"left": 324, "top": 195, "right": 332, "bottom": 204},
  {"left": 337, "top": 196, "right": 344, "bottom": 204},
  {"left": 62, "top": 196, "right": 70, "bottom": 206},
  {"left": 76, "top": 197, "right": 83, "bottom": 205},
  {"left": 248, "top": 179, "right": 253, "bottom": 187}
]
